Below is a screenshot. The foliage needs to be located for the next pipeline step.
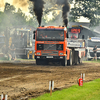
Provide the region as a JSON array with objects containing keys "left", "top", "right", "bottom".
[
  {"left": 1, "top": 0, "right": 100, "bottom": 33},
  {"left": 0, "top": 3, "right": 37, "bottom": 33},
  {"left": 69, "top": 0, "right": 100, "bottom": 27},
  {"left": 29, "top": 0, "right": 100, "bottom": 27},
  {"left": 29, "top": 0, "right": 62, "bottom": 26}
]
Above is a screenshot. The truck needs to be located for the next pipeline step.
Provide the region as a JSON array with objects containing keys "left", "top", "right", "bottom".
[
  {"left": 9, "top": 28, "right": 35, "bottom": 59},
  {"left": 86, "top": 37, "right": 100, "bottom": 60},
  {"left": 34, "top": 26, "right": 85, "bottom": 66}
]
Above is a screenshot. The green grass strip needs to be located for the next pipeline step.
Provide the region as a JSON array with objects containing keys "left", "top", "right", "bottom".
[
  {"left": 31, "top": 78, "right": 100, "bottom": 100},
  {"left": 83, "top": 59, "right": 100, "bottom": 63}
]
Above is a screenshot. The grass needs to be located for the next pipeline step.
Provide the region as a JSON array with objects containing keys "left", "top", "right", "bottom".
[
  {"left": 83, "top": 59, "right": 100, "bottom": 63},
  {"left": 31, "top": 78, "right": 100, "bottom": 100}
]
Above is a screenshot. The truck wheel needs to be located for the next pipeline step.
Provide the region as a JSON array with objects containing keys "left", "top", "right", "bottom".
[
  {"left": 32, "top": 53, "right": 34, "bottom": 59},
  {"left": 36, "top": 59, "right": 41, "bottom": 65},
  {"left": 61, "top": 56, "right": 67, "bottom": 66},
  {"left": 36, "top": 59, "right": 47, "bottom": 65},
  {"left": 79, "top": 58, "right": 82, "bottom": 64},
  {"left": 75, "top": 51, "right": 78, "bottom": 65},
  {"left": 26, "top": 51, "right": 29, "bottom": 59},
  {"left": 68, "top": 50, "right": 72, "bottom": 66}
]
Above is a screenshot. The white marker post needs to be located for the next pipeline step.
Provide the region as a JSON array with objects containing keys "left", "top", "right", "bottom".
[
  {"left": 49, "top": 80, "right": 54, "bottom": 96},
  {"left": 81, "top": 73, "right": 85, "bottom": 81},
  {"left": 83, "top": 73, "right": 85, "bottom": 81},
  {"left": 1, "top": 92, "right": 3, "bottom": 100},
  {"left": 5, "top": 94, "right": 8, "bottom": 100},
  {"left": 81, "top": 73, "right": 82, "bottom": 78}
]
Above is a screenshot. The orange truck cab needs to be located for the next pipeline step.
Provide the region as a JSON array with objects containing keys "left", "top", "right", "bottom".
[{"left": 34, "top": 26, "right": 85, "bottom": 66}]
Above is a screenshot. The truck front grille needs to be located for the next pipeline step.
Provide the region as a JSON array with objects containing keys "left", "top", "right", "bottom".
[
  {"left": 44, "top": 44, "right": 56, "bottom": 50},
  {"left": 41, "top": 51, "right": 58, "bottom": 56}
]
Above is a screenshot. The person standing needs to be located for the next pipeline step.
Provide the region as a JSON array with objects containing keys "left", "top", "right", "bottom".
[
  {"left": 92, "top": 45, "right": 98, "bottom": 61},
  {"left": 11, "top": 44, "right": 16, "bottom": 60},
  {"left": 8, "top": 46, "right": 11, "bottom": 60},
  {"left": 85, "top": 39, "right": 88, "bottom": 61},
  {"left": 2, "top": 45, "right": 7, "bottom": 57},
  {"left": 71, "top": 34, "right": 77, "bottom": 39},
  {"left": 85, "top": 47, "right": 88, "bottom": 61}
]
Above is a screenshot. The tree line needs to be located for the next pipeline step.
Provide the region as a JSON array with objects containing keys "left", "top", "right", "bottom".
[{"left": 0, "top": 0, "right": 100, "bottom": 33}]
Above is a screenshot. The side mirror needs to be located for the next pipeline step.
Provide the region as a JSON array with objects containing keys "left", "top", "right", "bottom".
[{"left": 33, "top": 31, "right": 36, "bottom": 39}]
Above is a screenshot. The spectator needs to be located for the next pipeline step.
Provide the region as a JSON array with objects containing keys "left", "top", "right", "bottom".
[
  {"left": 85, "top": 39, "right": 88, "bottom": 61},
  {"left": 92, "top": 45, "right": 98, "bottom": 61},
  {"left": 59, "top": 33, "right": 64, "bottom": 37},
  {"left": 85, "top": 47, "right": 88, "bottom": 61},
  {"left": 8, "top": 46, "right": 12, "bottom": 60},
  {"left": 71, "top": 34, "right": 77, "bottom": 39},
  {"left": 11, "top": 44, "right": 16, "bottom": 60},
  {"left": 2, "top": 45, "right": 7, "bottom": 57}
]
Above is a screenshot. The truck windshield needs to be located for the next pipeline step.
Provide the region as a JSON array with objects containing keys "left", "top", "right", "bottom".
[
  {"left": 88, "top": 40, "right": 100, "bottom": 48},
  {"left": 36, "top": 30, "right": 64, "bottom": 41}
]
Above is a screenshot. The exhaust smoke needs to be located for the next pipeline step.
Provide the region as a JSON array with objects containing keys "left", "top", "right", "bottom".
[
  {"left": 62, "top": 0, "right": 70, "bottom": 27},
  {"left": 29, "top": 0, "right": 45, "bottom": 26},
  {"left": 30, "top": 0, "right": 70, "bottom": 27},
  {"left": 1, "top": 0, "right": 70, "bottom": 27},
  {"left": 54, "top": 0, "right": 70, "bottom": 27}
]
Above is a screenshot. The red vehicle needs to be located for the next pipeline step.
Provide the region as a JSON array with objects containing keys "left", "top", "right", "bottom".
[{"left": 34, "top": 26, "right": 85, "bottom": 66}]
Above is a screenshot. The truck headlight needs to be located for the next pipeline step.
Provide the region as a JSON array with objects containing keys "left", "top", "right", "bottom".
[
  {"left": 37, "top": 52, "right": 40, "bottom": 55},
  {"left": 60, "top": 53, "right": 63, "bottom": 55}
]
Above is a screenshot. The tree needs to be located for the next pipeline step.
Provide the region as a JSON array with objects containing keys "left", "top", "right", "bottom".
[
  {"left": 29, "top": 0, "right": 63, "bottom": 26},
  {"left": 69, "top": 0, "right": 100, "bottom": 27},
  {"left": 0, "top": 2, "right": 37, "bottom": 32}
]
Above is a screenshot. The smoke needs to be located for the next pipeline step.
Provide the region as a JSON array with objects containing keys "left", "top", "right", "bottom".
[
  {"left": 0, "top": 0, "right": 70, "bottom": 27},
  {"left": 62, "top": 0, "right": 70, "bottom": 27},
  {"left": 0, "top": 0, "right": 5, "bottom": 11},
  {"left": 30, "top": 0, "right": 70, "bottom": 27},
  {"left": 53, "top": 0, "right": 70, "bottom": 27},
  {"left": 12, "top": 0, "right": 29, "bottom": 12},
  {"left": 29, "top": 0, "right": 45, "bottom": 26}
]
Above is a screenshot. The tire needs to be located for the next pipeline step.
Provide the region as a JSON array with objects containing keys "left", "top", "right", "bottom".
[
  {"left": 36, "top": 59, "right": 48, "bottom": 65},
  {"left": 75, "top": 51, "right": 78, "bottom": 65},
  {"left": 61, "top": 56, "right": 67, "bottom": 66},
  {"left": 36, "top": 59, "right": 41, "bottom": 65},
  {"left": 68, "top": 50, "right": 72, "bottom": 66}
]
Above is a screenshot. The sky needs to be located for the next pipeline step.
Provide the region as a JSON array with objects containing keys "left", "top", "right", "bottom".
[
  {"left": 0, "top": 0, "right": 90, "bottom": 22},
  {"left": 0, "top": 0, "right": 29, "bottom": 14},
  {"left": 78, "top": 16, "right": 90, "bottom": 22}
]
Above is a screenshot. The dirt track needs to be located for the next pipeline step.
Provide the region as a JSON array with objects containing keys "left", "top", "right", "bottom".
[{"left": 0, "top": 60, "right": 100, "bottom": 100}]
